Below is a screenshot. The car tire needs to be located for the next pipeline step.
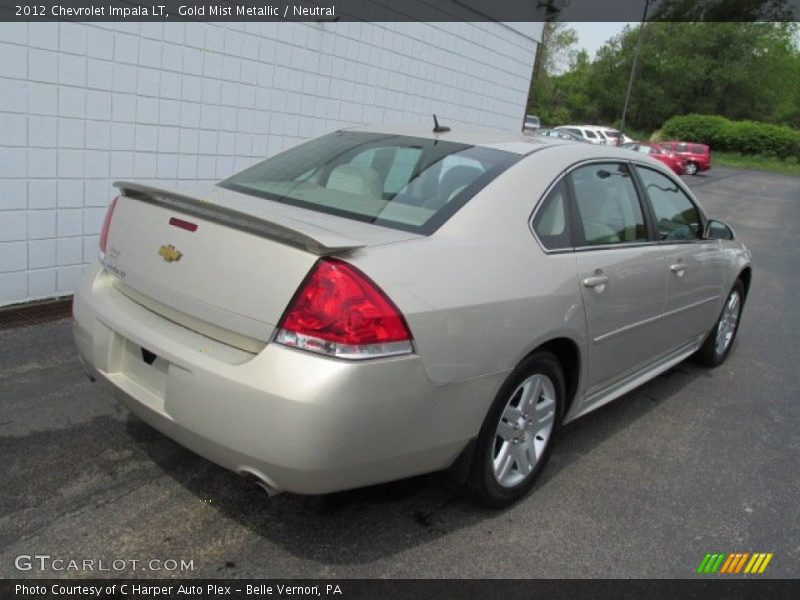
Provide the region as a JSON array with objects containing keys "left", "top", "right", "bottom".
[
  {"left": 685, "top": 162, "right": 698, "bottom": 175},
  {"left": 695, "top": 280, "right": 745, "bottom": 367},
  {"left": 466, "top": 352, "right": 565, "bottom": 508}
]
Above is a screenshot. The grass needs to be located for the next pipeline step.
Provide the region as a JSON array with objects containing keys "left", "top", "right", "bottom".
[{"left": 712, "top": 152, "right": 800, "bottom": 177}]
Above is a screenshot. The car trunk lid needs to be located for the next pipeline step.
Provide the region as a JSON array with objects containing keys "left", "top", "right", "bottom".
[{"left": 103, "top": 181, "right": 421, "bottom": 344}]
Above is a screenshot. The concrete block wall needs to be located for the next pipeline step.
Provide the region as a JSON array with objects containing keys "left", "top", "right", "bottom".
[{"left": 0, "top": 20, "right": 539, "bottom": 306}]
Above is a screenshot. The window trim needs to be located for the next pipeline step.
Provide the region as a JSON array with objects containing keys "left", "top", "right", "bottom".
[{"left": 529, "top": 158, "right": 709, "bottom": 254}]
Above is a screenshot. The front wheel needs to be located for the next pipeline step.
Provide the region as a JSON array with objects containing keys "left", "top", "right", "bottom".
[
  {"left": 695, "top": 280, "right": 745, "bottom": 367},
  {"left": 685, "top": 161, "right": 699, "bottom": 175},
  {"left": 466, "top": 352, "right": 564, "bottom": 508}
]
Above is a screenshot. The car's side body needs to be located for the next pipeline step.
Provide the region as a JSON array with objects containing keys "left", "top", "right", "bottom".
[
  {"left": 621, "top": 142, "right": 686, "bottom": 175},
  {"left": 660, "top": 141, "right": 712, "bottom": 174},
  {"left": 72, "top": 127, "right": 750, "bottom": 498}
]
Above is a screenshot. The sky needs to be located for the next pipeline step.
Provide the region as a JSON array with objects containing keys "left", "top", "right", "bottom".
[{"left": 569, "top": 22, "right": 637, "bottom": 60}]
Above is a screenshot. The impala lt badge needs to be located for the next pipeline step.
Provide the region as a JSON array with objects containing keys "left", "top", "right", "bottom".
[{"left": 158, "top": 244, "right": 183, "bottom": 263}]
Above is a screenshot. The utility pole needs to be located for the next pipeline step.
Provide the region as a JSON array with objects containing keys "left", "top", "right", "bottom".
[{"left": 620, "top": 0, "right": 652, "bottom": 132}]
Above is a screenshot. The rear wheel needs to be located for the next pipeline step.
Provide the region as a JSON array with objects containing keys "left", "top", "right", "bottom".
[
  {"left": 466, "top": 352, "right": 564, "bottom": 508},
  {"left": 685, "top": 161, "right": 699, "bottom": 175},
  {"left": 695, "top": 280, "right": 744, "bottom": 367}
]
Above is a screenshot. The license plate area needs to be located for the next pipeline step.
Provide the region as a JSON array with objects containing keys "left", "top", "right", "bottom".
[{"left": 121, "top": 340, "right": 168, "bottom": 399}]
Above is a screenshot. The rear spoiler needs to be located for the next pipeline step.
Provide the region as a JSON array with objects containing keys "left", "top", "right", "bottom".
[{"left": 114, "top": 181, "right": 366, "bottom": 255}]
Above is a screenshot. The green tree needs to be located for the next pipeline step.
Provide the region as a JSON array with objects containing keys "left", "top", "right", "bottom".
[
  {"left": 527, "top": 21, "right": 578, "bottom": 125},
  {"left": 585, "top": 21, "right": 800, "bottom": 131}
]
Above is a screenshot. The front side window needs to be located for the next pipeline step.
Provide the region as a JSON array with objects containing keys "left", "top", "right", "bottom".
[
  {"left": 533, "top": 180, "right": 571, "bottom": 250},
  {"left": 635, "top": 166, "right": 703, "bottom": 241},
  {"left": 220, "top": 131, "right": 519, "bottom": 234},
  {"left": 636, "top": 145, "right": 653, "bottom": 155},
  {"left": 584, "top": 130, "right": 598, "bottom": 139},
  {"left": 570, "top": 163, "right": 648, "bottom": 246}
]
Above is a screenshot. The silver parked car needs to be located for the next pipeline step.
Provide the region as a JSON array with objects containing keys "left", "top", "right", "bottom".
[
  {"left": 522, "top": 114, "right": 541, "bottom": 132},
  {"left": 73, "top": 126, "right": 751, "bottom": 507}
]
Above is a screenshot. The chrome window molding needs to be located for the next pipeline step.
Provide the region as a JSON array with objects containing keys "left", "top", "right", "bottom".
[{"left": 528, "top": 157, "right": 710, "bottom": 255}]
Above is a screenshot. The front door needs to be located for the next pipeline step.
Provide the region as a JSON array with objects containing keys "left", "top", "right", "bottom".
[{"left": 633, "top": 166, "right": 725, "bottom": 351}]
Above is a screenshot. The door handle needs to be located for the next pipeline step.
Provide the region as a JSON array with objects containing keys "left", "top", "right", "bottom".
[
  {"left": 583, "top": 275, "right": 609, "bottom": 288},
  {"left": 670, "top": 263, "right": 686, "bottom": 276}
]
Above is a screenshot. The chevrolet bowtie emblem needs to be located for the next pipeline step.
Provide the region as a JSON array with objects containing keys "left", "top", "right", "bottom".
[{"left": 158, "top": 244, "right": 183, "bottom": 263}]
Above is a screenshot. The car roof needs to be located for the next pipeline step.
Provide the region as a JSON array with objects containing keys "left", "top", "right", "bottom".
[{"left": 344, "top": 124, "right": 572, "bottom": 155}]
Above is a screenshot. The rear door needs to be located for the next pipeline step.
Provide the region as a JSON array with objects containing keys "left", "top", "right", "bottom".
[
  {"left": 633, "top": 165, "right": 725, "bottom": 350},
  {"left": 569, "top": 162, "right": 668, "bottom": 395}
]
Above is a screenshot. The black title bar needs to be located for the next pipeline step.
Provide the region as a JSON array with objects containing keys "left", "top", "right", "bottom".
[
  {"left": 1, "top": 0, "right": 798, "bottom": 22},
  {"left": 4, "top": 579, "right": 800, "bottom": 600}
]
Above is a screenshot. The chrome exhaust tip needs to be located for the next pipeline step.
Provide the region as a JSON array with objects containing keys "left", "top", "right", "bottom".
[{"left": 241, "top": 471, "right": 282, "bottom": 498}]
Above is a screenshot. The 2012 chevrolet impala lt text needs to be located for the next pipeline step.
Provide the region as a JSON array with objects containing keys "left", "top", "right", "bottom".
[{"left": 73, "top": 126, "right": 751, "bottom": 507}]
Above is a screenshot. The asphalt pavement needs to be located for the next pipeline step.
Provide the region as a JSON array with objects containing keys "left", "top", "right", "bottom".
[{"left": 1, "top": 167, "right": 798, "bottom": 578}]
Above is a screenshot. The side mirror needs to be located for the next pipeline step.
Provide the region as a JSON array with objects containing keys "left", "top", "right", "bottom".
[{"left": 704, "top": 219, "right": 734, "bottom": 241}]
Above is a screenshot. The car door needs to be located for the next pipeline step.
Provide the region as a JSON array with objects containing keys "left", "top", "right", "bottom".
[
  {"left": 633, "top": 165, "right": 725, "bottom": 351},
  {"left": 568, "top": 162, "right": 669, "bottom": 396}
]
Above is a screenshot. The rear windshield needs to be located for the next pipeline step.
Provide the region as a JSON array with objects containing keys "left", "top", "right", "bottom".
[{"left": 219, "top": 131, "right": 520, "bottom": 234}]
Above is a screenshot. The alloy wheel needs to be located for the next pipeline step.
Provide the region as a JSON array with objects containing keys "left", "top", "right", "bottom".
[
  {"left": 715, "top": 290, "right": 741, "bottom": 356},
  {"left": 492, "top": 374, "right": 556, "bottom": 488}
]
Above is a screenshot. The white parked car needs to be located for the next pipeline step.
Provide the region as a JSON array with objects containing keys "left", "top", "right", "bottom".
[
  {"left": 522, "top": 114, "right": 541, "bottom": 132},
  {"left": 597, "top": 127, "right": 634, "bottom": 146},
  {"left": 554, "top": 125, "right": 604, "bottom": 144},
  {"left": 555, "top": 125, "right": 633, "bottom": 146}
]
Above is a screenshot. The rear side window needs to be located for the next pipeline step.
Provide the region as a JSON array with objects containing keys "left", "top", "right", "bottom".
[
  {"left": 635, "top": 166, "right": 703, "bottom": 241},
  {"left": 636, "top": 145, "right": 652, "bottom": 155},
  {"left": 220, "top": 131, "right": 520, "bottom": 235},
  {"left": 533, "top": 180, "right": 571, "bottom": 250},
  {"left": 692, "top": 145, "right": 707, "bottom": 154},
  {"left": 570, "top": 163, "right": 647, "bottom": 246},
  {"left": 584, "top": 130, "right": 598, "bottom": 139}
]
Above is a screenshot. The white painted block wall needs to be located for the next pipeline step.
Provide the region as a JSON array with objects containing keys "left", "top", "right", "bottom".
[{"left": 0, "top": 20, "right": 539, "bottom": 306}]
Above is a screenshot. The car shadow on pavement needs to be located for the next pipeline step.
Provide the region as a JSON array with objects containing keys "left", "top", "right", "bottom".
[{"left": 124, "top": 360, "right": 710, "bottom": 568}]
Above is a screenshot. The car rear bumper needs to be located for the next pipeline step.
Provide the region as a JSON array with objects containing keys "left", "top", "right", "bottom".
[{"left": 73, "top": 265, "right": 493, "bottom": 494}]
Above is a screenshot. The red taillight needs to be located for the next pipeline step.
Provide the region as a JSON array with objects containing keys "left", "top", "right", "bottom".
[
  {"left": 99, "top": 196, "right": 119, "bottom": 255},
  {"left": 275, "top": 258, "right": 413, "bottom": 359}
]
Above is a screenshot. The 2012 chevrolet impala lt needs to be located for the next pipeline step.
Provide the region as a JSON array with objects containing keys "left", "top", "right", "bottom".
[{"left": 73, "top": 126, "right": 751, "bottom": 507}]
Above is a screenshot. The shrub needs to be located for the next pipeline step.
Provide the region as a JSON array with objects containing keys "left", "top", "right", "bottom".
[
  {"left": 661, "top": 114, "right": 730, "bottom": 146},
  {"left": 662, "top": 114, "right": 800, "bottom": 158}
]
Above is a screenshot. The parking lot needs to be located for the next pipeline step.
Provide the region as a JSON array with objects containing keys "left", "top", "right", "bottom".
[{"left": 1, "top": 167, "right": 798, "bottom": 579}]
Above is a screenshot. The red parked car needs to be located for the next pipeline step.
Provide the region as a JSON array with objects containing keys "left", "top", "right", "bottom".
[
  {"left": 621, "top": 142, "right": 686, "bottom": 175},
  {"left": 659, "top": 141, "right": 711, "bottom": 175}
]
